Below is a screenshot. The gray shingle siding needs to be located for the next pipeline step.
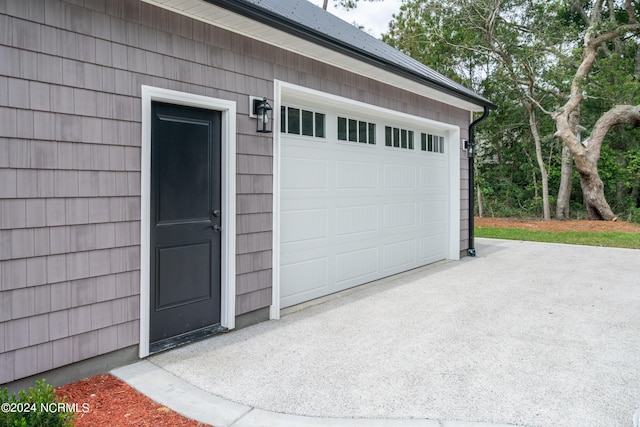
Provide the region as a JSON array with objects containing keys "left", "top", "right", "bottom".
[
  {"left": 0, "top": 0, "right": 472, "bottom": 384},
  {"left": 215, "top": 0, "right": 494, "bottom": 109}
]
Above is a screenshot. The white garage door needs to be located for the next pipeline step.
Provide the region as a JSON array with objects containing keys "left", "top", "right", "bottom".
[{"left": 279, "top": 99, "right": 455, "bottom": 309}]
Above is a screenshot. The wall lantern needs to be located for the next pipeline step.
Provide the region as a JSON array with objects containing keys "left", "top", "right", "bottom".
[
  {"left": 463, "top": 139, "right": 474, "bottom": 158},
  {"left": 252, "top": 97, "right": 273, "bottom": 133}
]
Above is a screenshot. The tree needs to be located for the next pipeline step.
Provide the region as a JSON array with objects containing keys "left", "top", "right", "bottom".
[
  {"left": 386, "top": 0, "right": 570, "bottom": 220},
  {"left": 385, "top": 0, "right": 640, "bottom": 220},
  {"left": 319, "top": 0, "right": 384, "bottom": 33},
  {"left": 321, "top": 0, "right": 380, "bottom": 11},
  {"left": 552, "top": 0, "right": 640, "bottom": 220}
]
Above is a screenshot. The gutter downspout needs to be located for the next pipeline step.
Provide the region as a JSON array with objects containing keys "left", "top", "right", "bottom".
[{"left": 467, "top": 106, "right": 490, "bottom": 257}]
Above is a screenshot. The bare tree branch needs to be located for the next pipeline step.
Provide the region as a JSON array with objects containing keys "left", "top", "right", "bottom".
[
  {"left": 570, "top": 0, "right": 591, "bottom": 25},
  {"left": 587, "top": 104, "right": 640, "bottom": 161},
  {"left": 592, "top": 23, "right": 640, "bottom": 46},
  {"left": 590, "top": 0, "right": 605, "bottom": 25},
  {"left": 626, "top": 0, "right": 637, "bottom": 25},
  {"left": 527, "top": 95, "right": 555, "bottom": 116}
]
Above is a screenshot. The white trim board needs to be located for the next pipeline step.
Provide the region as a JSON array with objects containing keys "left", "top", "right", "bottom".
[
  {"left": 141, "top": 0, "right": 486, "bottom": 113},
  {"left": 270, "top": 80, "right": 461, "bottom": 318},
  {"left": 139, "top": 86, "right": 237, "bottom": 358}
]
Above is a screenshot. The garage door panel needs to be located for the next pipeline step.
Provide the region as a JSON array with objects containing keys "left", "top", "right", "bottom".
[
  {"left": 420, "top": 201, "right": 448, "bottom": 223},
  {"left": 280, "top": 101, "right": 453, "bottom": 308},
  {"left": 383, "top": 239, "right": 417, "bottom": 271},
  {"left": 335, "top": 247, "right": 379, "bottom": 284},
  {"left": 419, "top": 234, "right": 448, "bottom": 261},
  {"left": 280, "top": 257, "right": 328, "bottom": 299},
  {"left": 281, "top": 157, "right": 328, "bottom": 190},
  {"left": 280, "top": 208, "right": 328, "bottom": 244},
  {"left": 336, "top": 161, "right": 379, "bottom": 189},
  {"left": 332, "top": 190, "right": 393, "bottom": 200},
  {"left": 417, "top": 188, "right": 448, "bottom": 200},
  {"left": 285, "top": 235, "right": 384, "bottom": 263},
  {"left": 281, "top": 193, "right": 334, "bottom": 205},
  {"left": 335, "top": 205, "right": 378, "bottom": 236},
  {"left": 383, "top": 164, "right": 417, "bottom": 189},
  {"left": 420, "top": 165, "right": 448, "bottom": 188},
  {"left": 383, "top": 202, "right": 417, "bottom": 230}
]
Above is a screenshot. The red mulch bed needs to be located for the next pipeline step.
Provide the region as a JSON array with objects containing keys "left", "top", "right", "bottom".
[{"left": 55, "top": 374, "right": 211, "bottom": 427}]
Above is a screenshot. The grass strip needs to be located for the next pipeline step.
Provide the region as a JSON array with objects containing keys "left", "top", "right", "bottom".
[{"left": 475, "top": 227, "right": 640, "bottom": 249}]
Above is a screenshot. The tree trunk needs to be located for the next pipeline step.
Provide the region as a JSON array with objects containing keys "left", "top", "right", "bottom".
[
  {"left": 556, "top": 140, "right": 618, "bottom": 220},
  {"left": 616, "top": 178, "right": 624, "bottom": 209},
  {"left": 477, "top": 182, "right": 484, "bottom": 218},
  {"left": 631, "top": 179, "right": 640, "bottom": 203},
  {"left": 555, "top": 103, "right": 640, "bottom": 221},
  {"left": 474, "top": 160, "right": 484, "bottom": 218},
  {"left": 630, "top": 180, "right": 640, "bottom": 219},
  {"left": 554, "top": 104, "right": 640, "bottom": 220},
  {"left": 527, "top": 103, "right": 551, "bottom": 220},
  {"left": 550, "top": 5, "right": 640, "bottom": 221},
  {"left": 557, "top": 109, "right": 580, "bottom": 220},
  {"left": 577, "top": 167, "right": 616, "bottom": 220},
  {"left": 556, "top": 143, "right": 573, "bottom": 219},
  {"left": 323, "top": 0, "right": 328, "bottom": 10},
  {"left": 573, "top": 104, "right": 640, "bottom": 220}
]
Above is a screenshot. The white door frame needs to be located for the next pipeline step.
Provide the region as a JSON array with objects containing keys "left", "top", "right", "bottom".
[
  {"left": 270, "top": 80, "right": 460, "bottom": 320},
  {"left": 139, "top": 86, "right": 236, "bottom": 357}
]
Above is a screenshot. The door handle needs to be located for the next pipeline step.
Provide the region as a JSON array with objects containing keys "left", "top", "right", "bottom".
[{"left": 211, "top": 224, "right": 222, "bottom": 232}]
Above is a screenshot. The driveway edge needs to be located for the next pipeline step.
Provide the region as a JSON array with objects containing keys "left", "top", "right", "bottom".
[{"left": 111, "top": 360, "right": 525, "bottom": 427}]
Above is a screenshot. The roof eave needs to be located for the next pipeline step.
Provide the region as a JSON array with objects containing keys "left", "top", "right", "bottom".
[{"left": 205, "top": 0, "right": 497, "bottom": 110}]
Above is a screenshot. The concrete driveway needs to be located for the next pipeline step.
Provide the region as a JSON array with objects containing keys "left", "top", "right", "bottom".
[{"left": 141, "top": 238, "right": 640, "bottom": 426}]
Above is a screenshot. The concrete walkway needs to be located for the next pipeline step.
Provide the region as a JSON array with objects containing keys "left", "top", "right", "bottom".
[
  {"left": 112, "top": 360, "right": 518, "bottom": 427},
  {"left": 113, "top": 239, "right": 640, "bottom": 427}
]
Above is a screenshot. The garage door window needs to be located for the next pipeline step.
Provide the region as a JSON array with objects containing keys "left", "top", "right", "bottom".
[
  {"left": 315, "top": 112, "right": 325, "bottom": 138},
  {"left": 421, "top": 133, "right": 445, "bottom": 154},
  {"left": 288, "top": 108, "right": 300, "bottom": 134},
  {"left": 338, "top": 117, "right": 376, "bottom": 144},
  {"left": 281, "top": 105, "right": 326, "bottom": 138},
  {"left": 385, "top": 126, "right": 414, "bottom": 149}
]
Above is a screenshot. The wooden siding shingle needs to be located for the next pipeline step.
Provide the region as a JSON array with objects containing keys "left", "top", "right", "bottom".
[{"left": 0, "top": 0, "right": 472, "bottom": 383}]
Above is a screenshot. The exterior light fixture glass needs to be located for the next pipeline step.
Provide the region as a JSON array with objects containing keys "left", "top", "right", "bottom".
[
  {"left": 253, "top": 97, "right": 273, "bottom": 133},
  {"left": 464, "top": 139, "right": 474, "bottom": 158}
]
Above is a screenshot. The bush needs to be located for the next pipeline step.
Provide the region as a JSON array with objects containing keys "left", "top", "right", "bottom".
[
  {"left": 1, "top": 379, "right": 75, "bottom": 427},
  {"left": 626, "top": 206, "right": 640, "bottom": 224}
]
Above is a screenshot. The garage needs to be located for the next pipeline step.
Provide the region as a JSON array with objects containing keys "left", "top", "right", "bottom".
[
  {"left": 277, "top": 84, "right": 461, "bottom": 308},
  {"left": 0, "top": 0, "right": 495, "bottom": 385}
]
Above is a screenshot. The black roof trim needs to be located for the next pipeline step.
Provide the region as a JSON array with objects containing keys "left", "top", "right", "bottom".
[{"left": 205, "top": 0, "right": 496, "bottom": 110}]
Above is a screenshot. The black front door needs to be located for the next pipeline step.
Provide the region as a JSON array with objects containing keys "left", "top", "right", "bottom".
[{"left": 150, "top": 101, "right": 222, "bottom": 351}]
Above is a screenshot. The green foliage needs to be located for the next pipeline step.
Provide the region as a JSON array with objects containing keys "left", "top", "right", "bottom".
[
  {"left": 383, "top": 0, "right": 491, "bottom": 89},
  {"left": 383, "top": 0, "right": 640, "bottom": 220},
  {"left": 475, "top": 227, "right": 640, "bottom": 249},
  {"left": 326, "top": 0, "right": 382, "bottom": 11},
  {"left": 1, "top": 380, "right": 75, "bottom": 427}
]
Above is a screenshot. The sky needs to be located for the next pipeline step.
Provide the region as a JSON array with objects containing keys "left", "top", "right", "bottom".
[{"left": 307, "top": 0, "right": 404, "bottom": 38}]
